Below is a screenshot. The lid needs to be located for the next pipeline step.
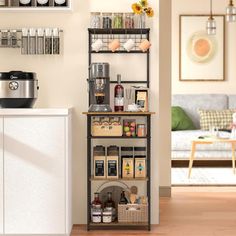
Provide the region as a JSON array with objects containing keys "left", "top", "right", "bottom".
[
  {"left": 29, "top": 28, "right": 36, "bottom": 37},
  {"left": 22, "top": 28, "right": 28, "bottom": 37},
  {"left": 91, "top": 12, "right": 101, "bottom": 15},
  {"left": 45, "top": 28, "right": 52, "bottom": 37},
  {"left": 134, "top": 147, "right": 146, "bottom": 151},
  {"left": 52, "top": 28, "right": 59, "bottom": 37},
  {"left": 121, "top": 147, "right": 133, "bottom": 151},
  {"left": 37, "top": 28, "right": 44, "bottom": 37},
  {"left": 0, "top": 71, "right": 37, "bottom": 81}
]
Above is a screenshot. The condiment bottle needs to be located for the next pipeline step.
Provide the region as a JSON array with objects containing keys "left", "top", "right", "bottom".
[
  {"left": 119, "top": 191, "right": 128, "bottom": 204},
  {"left": 21, "top": 28, "right": 29, "bottom": 54},
  {"left": 114, "top": 74, "right": 124, "bottom": 112}
]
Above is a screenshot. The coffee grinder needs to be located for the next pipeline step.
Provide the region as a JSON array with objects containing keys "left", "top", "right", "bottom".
[{"left": 88, "top": 63, "right": 112, "bottom": 112}]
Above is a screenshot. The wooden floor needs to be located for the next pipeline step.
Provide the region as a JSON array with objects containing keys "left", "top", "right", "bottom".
[{"left": 72, "top": 187, "right": 236, "bottom": 236}]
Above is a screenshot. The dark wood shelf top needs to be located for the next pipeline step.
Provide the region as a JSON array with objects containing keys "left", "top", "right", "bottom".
[
  {"left": 88, "top": 136, "right": 149, "bottom": 139},
  {"left": 88, "top": 28, "right": 150, "bottom": 34},
  {"left": 90, "top": 177, "right": 149, "bottom": 182},
  {"left": 91, "top": 50, "right": 148, "bottom": 54},
  {"left": 89, "top": 221, "right": 149, "bottom": 229},
  {"left": 83, "top": 111, "right": 155, "bottom": 116}
]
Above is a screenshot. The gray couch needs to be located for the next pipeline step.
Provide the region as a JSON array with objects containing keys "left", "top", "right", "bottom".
[{"left": 172, "top": 94, "right": 236, "bottom": 160}]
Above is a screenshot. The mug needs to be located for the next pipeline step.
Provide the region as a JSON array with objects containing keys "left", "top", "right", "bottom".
[
  {"left": 91, "top": 39, "right": 103, "bottom": 52},
  {"left": 108, "top": 39, "right": 120, "bottom": 52},
  {"left": 139, "top": 39, "right": 151, "bottom": 52},
  {"left": 123, "top": 39, "right": 135, "bottom": 52}
]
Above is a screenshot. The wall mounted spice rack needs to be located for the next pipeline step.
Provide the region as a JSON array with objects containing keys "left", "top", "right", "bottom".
[
  {"left": 0, "top": 28, "right": 63, "bottom": 55},
  {"left": 0, "top": 0, "right": 71, "bottom": 11}
]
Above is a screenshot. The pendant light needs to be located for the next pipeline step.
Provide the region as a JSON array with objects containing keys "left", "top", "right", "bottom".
[
  {"left": 206, "top": 0, "right": 216, "bottom": 35},
  {"left": 226, "top": 0, "right": 236, "bottom": 22}
]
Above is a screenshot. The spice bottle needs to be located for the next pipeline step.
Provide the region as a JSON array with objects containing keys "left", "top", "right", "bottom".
[
  {"left": 104, "top": 192, "right": 115, "bottom": 208},
  {"left": 21, "top": 28, "right": 29, "bottom": 54},
  {"left": 37, "top": 28, "right": 44, "bottom": 54},
  {"left": 53, "top": 28, "right": 60, "bottom": 55},
  {"left": 29, "top": 28, "right": 36, "bottom": 55},
  {"left": 45, "top": 28, "right": 52, "bottom": 54}
]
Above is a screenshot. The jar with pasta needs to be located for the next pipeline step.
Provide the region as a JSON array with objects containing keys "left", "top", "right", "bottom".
[{"left": 113, "top": 13, "right": 123, "bottom": 28}]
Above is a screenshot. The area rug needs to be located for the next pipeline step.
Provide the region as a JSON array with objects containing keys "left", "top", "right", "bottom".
[{"left": 172, "top": 168, "right": 236, "bottom": 185}]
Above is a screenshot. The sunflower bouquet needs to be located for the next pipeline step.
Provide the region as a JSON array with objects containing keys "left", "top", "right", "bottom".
[{"left": 132, "top": 0, "right": 154, "bottom": 17}]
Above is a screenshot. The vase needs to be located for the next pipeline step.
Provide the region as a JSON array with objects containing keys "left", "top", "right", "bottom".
[{"left": 138, "top": 12, "right": 146, "bottom": 29}]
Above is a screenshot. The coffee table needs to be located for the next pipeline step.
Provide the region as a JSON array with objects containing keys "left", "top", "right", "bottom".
[{"left": 188, "top": 137, "right": 236, "bottom": 178}]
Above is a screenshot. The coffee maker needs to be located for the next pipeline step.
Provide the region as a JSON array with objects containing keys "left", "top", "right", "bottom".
[{"left": 88, "top": 63, "right": 112, "bottom": 112}]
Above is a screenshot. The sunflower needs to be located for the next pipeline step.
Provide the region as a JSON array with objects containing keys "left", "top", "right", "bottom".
[
  {"left": 145, "top": 7, "right": 154, "bottom": 17},
  {"left": 140, "top": 0, "right": 148, "bottom": 7},
  {"left": 132, "top": 3, "right": 143, "bottom": 15}
]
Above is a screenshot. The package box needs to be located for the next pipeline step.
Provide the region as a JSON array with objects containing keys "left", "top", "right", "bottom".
[
  {"left": 122, "top": 158, "right": 134, "bottom": 179},
  {"left": 94, "top": 156, "right": 106, "bottom": 179},
  {"left": 107, "top": 156, "right": 119, "bottom": 179},
  {"left": 135, "top": 158, "right": 146, "bottom": 178}
]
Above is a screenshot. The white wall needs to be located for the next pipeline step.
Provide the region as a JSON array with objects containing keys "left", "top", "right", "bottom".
[
  {"left": 172, "top": 0, "right": 236, "bottom": 94},
  {"left": 0, "top": 0, "right": 160, "bottom": 224}
]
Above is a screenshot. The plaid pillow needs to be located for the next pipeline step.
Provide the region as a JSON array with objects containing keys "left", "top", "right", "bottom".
[{"left": 198, "top": 109, "right": 235, "bottom": 131}]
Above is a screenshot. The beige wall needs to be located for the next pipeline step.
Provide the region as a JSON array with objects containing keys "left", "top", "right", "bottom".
[
  {"left": 0, "top": 0, "right": 162, "bottom": 224},
  {"left": 172, "top": 0, "right": 236, "bottom": 94}
]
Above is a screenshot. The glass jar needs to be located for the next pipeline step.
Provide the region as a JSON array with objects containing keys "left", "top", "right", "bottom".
[
  {"left": 10, "top": 30, "right": 18, "bottom": 47},
  {"left": 113, "top": 13, "right": 123, "bottom": 29},
  {"left": 125, "top": 13, "right": 134, "bottom": 29},
  {"left": 92, "top": 192, "right": 102, "bottom": 209},
  {"left": 1, "top": 30, "right": 9, "bottom": 46},
  {"left": 102, "top": 12, "right": 112, "bottom": 29},
  {"left": 90, "top": 12, "right": 101, "bottom": 29},
  {"left": 91, "top": 208, "right": 102, "bottom": 223},
  {"left": 102, "top": 210, "right": 112, "bottom": 223}
]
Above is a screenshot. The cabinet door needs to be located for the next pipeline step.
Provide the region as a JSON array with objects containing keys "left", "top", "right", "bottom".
[
  {"left": 4, "top": 116, "right": 66, "bottom": 234},
  {"left": 0, "top": 118, "right": 3, "bottom": 234}
]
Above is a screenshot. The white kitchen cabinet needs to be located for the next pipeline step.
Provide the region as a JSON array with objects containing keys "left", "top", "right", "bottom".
[
  {"left": 0, "top": 109, "right": 72, "bottom": 236},
  {"left": 0, "top": 118, "right": 3, "bottom": 234}
]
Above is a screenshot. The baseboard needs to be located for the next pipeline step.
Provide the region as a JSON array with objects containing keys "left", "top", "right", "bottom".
[
  {"left": 172, "top": 160, "right": 232, "bottom": 167},
  {"left": 159, "top": 186, "right": 171, "bottom": 197}
]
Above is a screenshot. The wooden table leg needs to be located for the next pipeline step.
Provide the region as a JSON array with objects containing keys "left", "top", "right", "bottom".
[
  {"left": 188, "top": 142, "right": 196, "bottom": 178},
  {"left": 232, "top": 142, "right": 236, "bottom": 174}
]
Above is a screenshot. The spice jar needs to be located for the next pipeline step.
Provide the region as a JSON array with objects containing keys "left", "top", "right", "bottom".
[
  {"left": 91, "top": 209, "right": 102, "bottom": 223},
  {"left": 91, "top": 12, "right": 101, "bottom": 29},
  {"left": 102, "top": 12, "right": 112, "bottom": 29},
  {"left": 113, "top": 13, "right": 123, "bottom": 28},
  {"left": 102, "top": 210, "right": 112, "bottom": 223},
  {"left": 125, "top": 13, "right": 134, "bottom": 29},
  {"left": 1, "top": 30, "right": 9, "bottom": 46},
  {"left": 137, "top": 124, "right": 146, "bottom": 137}
]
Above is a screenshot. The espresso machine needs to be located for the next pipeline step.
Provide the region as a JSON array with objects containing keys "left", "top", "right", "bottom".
[{"left": 88, "top": 63, "right": 112, "bottom": 112}]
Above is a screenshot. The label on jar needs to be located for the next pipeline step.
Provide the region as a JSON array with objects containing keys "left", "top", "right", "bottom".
[
  {"left": 115, "top": 97, "right": 124, "bottom": 106},
  {"left": 92, "top": 215, "right": 102, "bottom": 223}
]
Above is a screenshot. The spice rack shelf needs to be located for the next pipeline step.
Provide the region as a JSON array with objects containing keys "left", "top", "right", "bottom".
[{"left": 0, "top": 0, "right": 72, "bottom": 11}]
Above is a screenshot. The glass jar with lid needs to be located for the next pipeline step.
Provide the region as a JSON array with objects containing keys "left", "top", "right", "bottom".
[
  {"left": 102, "top": 12, "right": 112, "bottom": 29},
  {"left": 90, "top": 12, "right": 101, "bottom": 29},
  {"left": 125, "top": 13, "right": 135, "bottom": 29},
  {"left": 113, "top": 13, "right": 123, "bottom": 29}
]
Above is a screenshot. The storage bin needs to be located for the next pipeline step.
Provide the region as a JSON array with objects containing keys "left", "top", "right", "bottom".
[{"left": 118, "top": 204, "right": 148, "bottom": 223}]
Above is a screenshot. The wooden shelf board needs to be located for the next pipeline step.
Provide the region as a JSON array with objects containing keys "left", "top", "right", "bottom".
[
  {"left": 89, "top": 136, "right": 149, "bottom": 139},
  {"left": 90, "top": 177, "right": 149, "bottom": 182},
  {"left": 83, "top": 111, "right": 156, "bottom": 115},
  {"left": 89, "top": 221, "right": 149, "bottom": 228}
]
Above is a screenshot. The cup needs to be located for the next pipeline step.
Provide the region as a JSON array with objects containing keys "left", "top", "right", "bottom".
[
  {"left": 108, "top": 39, "right": 120, "bottom": 52},
  {"left": 91, "top": 39, "right": 103, "bottom": 52},
  {"left": 123, "top": 39, "right": 135, "bottom": 52},
  {"left": 139, "top": 39, "right": 151, "bottom": 52}
]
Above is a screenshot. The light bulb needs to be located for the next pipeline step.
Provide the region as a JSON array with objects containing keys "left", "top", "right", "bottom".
[{"left": 226, "top": 4, "right": 236, "bottom": 22}]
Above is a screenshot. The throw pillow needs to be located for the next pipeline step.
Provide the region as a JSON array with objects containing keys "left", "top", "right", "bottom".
[
  {"left": 172, "top": 106, "right": 196, "bottom": 131},
  {"left": 198, "top": 109, "right": 235, "bottom": 131}
]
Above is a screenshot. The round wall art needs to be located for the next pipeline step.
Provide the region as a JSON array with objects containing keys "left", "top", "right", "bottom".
[{"left": 187, "top": 31, "right": 217, "bottom": 63}]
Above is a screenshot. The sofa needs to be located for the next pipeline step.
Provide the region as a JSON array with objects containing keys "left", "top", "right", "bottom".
[{"left": 172, "top": 94, "right": 236, "bottom": 161}]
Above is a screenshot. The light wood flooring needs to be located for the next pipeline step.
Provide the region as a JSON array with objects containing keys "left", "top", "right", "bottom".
[{"left": 72, "top": 187, "right": 236, "bottom": 236}]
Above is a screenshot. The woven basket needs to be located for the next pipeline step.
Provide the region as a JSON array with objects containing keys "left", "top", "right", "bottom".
[
  {"left": 92, "top": 125, "right": 122, "bottom": 136},
  {"left": 118, "top": 204, "right": 148, "bottom": 223}
]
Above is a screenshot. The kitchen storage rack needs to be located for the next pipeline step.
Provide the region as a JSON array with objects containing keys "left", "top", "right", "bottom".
[
  {"left": 88, "top": 28, "right": 150, "bottom": 86},
  {"left": 83, "top": 112, "right": 154, "bottom": 231},
  {"left": 0, "top": 0, "right": 71, "bottom": 11},
  {"left": 85, "top": 28, "right": 153, "bottom": 231}
]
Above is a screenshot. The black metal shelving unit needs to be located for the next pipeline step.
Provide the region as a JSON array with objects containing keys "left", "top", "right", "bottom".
[{"left": 85, "top": 28, "right": 152, "bottom": 231}]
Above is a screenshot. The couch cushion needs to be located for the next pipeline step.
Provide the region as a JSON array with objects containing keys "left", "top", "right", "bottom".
[
  {"left": 198, "top": 109, "right": 234, "bottom": 131},
  {"left": 172, "top": 106, "right": 196, "bottom": 131},
  {"left": 172, "top": 130, "right": 231, "bottom": 151},
  {"left": 228, "top": 95, "right": 236, "bottom": 109},
  {"left": 172, "top": 94, "right": 228, "bottom": 129}
]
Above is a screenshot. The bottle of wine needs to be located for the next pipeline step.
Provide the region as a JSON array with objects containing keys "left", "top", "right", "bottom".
[
  {"left": 54, "top": 0, "right": 67, "bottom": 7},
  {"left": 114, "top": 74, "right": 124, "bottom": 112},
  {"left": 19, "top": 0, "right": 32, "bottom": 7},
  {"left": 37, "top": 0, "right": 49, "bottom": 7},
  {"left": 119, "top": 191, "right": 128, "bottom": 205}
]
